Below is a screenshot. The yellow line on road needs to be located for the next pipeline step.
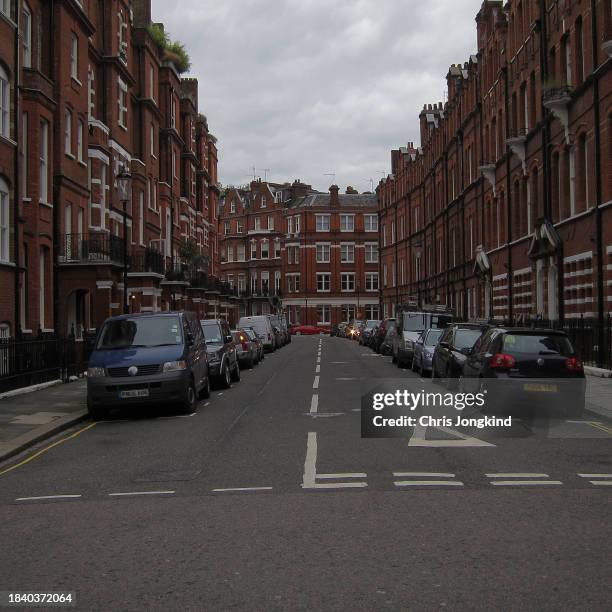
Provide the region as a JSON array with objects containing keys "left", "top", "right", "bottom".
[
  {"left": 0, "top": 422, "right": 97, "bottom": 477},
  {"left": 587, "top": 421, "right": 612, "bottom": 436}
]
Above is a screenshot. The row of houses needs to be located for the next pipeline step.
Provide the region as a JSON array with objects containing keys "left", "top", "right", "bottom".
[
  {"left": 0, "top": 0, "right": 240, "bottom": 341},
  {"left": 378, "top": 0, "right": 612, "bottom": 328}
]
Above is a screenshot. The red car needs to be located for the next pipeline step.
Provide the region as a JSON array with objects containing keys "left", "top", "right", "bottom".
[{"left": 290, "top": 324, "right": 331, "bottom": 335}]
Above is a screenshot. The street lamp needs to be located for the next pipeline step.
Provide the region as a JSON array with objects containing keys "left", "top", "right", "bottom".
[{"left": 116, "top": 166, "right": 132, "bottom": 314}]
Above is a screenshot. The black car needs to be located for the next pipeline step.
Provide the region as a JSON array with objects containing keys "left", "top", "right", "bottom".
[
  {"left": 200, "top": 319, "right": 240, "bottom": 389},
  {"left": 459, "top": 327, "right": 586, "bottom": 417},
  {"left": 431, "top": 323, "right": 488, "bottom": 389}
]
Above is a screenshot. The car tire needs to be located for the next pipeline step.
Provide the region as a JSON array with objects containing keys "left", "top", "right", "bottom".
[
  {"left": 411, "top": 358, "right": 417, "bottom": 372},
  {"left": 231, "top": 360, "right": 241, "bottom": 382},
  {"left": 221, "top": 364, "right": 232, "bottom": 389},
  {"left": 87, "top": 399, "right": 108, "bottom": 421},
  {"left": 181, "top": 380, "right": 198, "bottom": 414},
  {"left": 247, "top": 357, "right": 254, "bottom": 369},
  {"left": 200, "top": 376, "right": 211, "bottom": 400}
]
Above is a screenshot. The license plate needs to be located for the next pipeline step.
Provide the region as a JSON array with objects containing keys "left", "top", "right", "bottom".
[
  {"left": 119, "top": 389, "right": 149, "bottom": 399},
  {"left": 523, "top": 383, "right": 558, "bottom": 392}
]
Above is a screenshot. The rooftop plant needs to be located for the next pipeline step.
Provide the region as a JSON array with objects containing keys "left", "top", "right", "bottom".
[{"left": 148, "top": 24, "right": 191, "bottom": 74}]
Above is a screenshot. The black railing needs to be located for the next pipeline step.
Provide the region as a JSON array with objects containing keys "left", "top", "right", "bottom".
[
  {"left": 543, "top": 85, "right": 573, "bottom": 103},
  {"left": 59, "top": 233, "right": 125, "bottom": 265},
  {"left": 130, "top": 248, "right": 165, "bottom": 275}
]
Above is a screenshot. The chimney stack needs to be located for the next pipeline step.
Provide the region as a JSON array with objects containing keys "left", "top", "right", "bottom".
[{"left": 329, "top": 185, "right": 340, "bottom": 207}]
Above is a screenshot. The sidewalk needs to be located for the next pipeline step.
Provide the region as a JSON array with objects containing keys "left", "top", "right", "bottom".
[
  {"left": 0, "top": 379, "right": 88, "bottom": 462},
  {"left": 585, "top": 376, "right": 612, "bottom": 421}
]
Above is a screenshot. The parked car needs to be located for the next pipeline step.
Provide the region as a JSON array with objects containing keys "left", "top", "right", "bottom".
[
  {"left": 412, "top": 328, "right": 444, "bottom": 376},
  {"left": 392, "top": 308, "right": 454, "bottom": 368},
  {"left": 459, "top": 327, "right": 586, "bottom": 417},
  {"left": 268, "top": 315, "right": 287, "bottom": 347},
  {"left": 200, "top": 318, "right": 240, "bottom": 388},
  {"left": 379, "top": 319, "right": 398, "bottom": 355},
  {"left": 359, "top": 320, "right": 381, "bottom": 346},
  {"left": 242, "top": 327, "right": 265, "bottom": 362},
  {"left": 347, "top": 319, "right": 365, "bottom": 340},
  {"left": 86, "top": 311, "right": 210, "bottom": 420},
  {"left": 431, "top": 323, "right": 488, "bottom": 387},
  {"left": 290, "top": 324, "right": 330, "bottom": 335},
  {"left": 372, "top": 318, "right": 396, "bottom": 354},
  {"left": 238, "top": 315, "right": 276, "bottom": 351},
  {"left": 336, "top": 323, "right": 348, "bottom": 337},
  {"left": 232, "top": 329, "right": 258, "bottom": 368}
]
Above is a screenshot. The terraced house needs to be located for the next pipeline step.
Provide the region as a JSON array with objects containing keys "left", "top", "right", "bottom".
[
  {"left": 378, "top": 0, "right": 612, "bottom": 338},
  {"left": 0, "top": 0, "right": 236, "bottom": 340}
]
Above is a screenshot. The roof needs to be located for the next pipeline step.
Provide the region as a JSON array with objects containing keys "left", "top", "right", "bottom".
[{"left": 288, "top": 193, "right": 377, "bottom": 210}]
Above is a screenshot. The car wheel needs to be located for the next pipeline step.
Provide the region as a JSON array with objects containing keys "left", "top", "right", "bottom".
[
  {"left": 87, "top": 399, "right": 108, "bottom": 421},
  {"left": 247, "top": 357, "right": 254, "bottom": 369},
  {"left": 231, "top": 360, "right": 241, "bottom": 382},
  {"left": 411, "top": 358, "right": 417, "bottom": 372},
  {"left": 200, "top": 376, "right": 211, "bottom": 400},
  {"left": 221, "top": 364, "right": 232, "bottom": 389},
  {"left": 181, "top": 380, "right": 198, "bottom": 414}
]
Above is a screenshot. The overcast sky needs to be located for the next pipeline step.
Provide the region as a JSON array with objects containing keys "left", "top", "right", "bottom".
[{"left": 151, "top": 0, "right": 482, "bottom": 193}]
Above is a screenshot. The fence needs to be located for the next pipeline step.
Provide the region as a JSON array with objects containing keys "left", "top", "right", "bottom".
[{"left": 0, "top": 335, "right": 95, "bottom": 394}]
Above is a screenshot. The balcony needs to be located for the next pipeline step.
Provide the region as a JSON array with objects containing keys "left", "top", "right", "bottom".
[
  {"left": 543, "top": 84, "right": 573, "bottom": 142},
  {"left": 129, "top": 248, "right": 165, "bottom": 276},
  {"left": 506, "top": 128, "right": 528, "bottom": 174},
  {"left": 478, "top": 164, "right": 497, "bottom": 196},
  {"left": 162, "top": 258, "right": 190, "bottom": 286},
  {"left": 58, "top": 233, "right": 124, "bottom": 266}
]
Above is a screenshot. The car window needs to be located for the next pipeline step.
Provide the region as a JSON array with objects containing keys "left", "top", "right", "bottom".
[
  {"left": 502, "top": 333, "right": 573, "bottom": 356},
  {"left": 97, "top": 316, "right": 182, "bottom": 349},
  {"left": 201, "top": 321, "right": 223, "bottom": 344},
  {"left": 454, "top": 329, "right": 483, "bottom": 349},
  {"left": 425, "top": 329, "right": 443, "bottom": 345},
  {"left": 477, "top": 330, "right": 497, "bottom": 354},
  {"left": 403, "top": 313, "right": 426, "bottom": 331}
]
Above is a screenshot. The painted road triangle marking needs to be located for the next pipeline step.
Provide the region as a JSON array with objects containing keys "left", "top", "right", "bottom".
[{"left": 408, "top": 423, "right": 495, "bottom": 447}]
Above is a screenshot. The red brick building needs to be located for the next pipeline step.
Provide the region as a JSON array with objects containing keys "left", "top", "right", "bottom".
[
  {"left": 379, "top": 0, "right": 612, "bottom": 332},
  {"left": 283, "top": 186, "right": 380, "bottom": 327},
  {"left": 0, "top": 0, "right": 237, "bottom": 339}
]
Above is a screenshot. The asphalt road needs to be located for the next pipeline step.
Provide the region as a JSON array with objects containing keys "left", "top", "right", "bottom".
[{"left": 0, "top": 336, "right": 610, "bottom": 611}]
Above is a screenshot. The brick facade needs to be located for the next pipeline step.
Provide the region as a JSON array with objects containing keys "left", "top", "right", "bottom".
[
  {"left": 0, "top": 0, "right": 237, "bottom": 339},
  {"left": 378, "top": 0, "right": 612, "bottom": 328}
]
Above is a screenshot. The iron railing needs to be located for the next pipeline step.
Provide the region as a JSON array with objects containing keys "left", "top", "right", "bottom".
[
  {"left": 130, "top": 248, "right": 165, "bottom": 275},
  {"left": 58, "top": 233, "right": 125, "bottom": 265}
]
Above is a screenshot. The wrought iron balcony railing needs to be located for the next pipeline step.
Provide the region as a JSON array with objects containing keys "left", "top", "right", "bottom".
[{"left": 58, "top": 233, "right": 125, "bottom": 265}]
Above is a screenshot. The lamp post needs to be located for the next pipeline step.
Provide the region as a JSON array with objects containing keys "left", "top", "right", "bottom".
[{"left": 116, "top": 167, "right": 132, "bottom": 315}]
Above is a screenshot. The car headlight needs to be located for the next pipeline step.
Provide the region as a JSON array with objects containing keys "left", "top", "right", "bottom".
[
  {"left": 87, "top": 367, "right": 105, "bottom": 378},
  {"left": 162, "top": 360, "right": 188, "bottom": 372}
]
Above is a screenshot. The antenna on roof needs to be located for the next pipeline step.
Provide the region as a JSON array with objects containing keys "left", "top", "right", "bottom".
[
  {"left": 262, "top": 169, "right": 270, "bottom": 182},
  {"left": 324, "top": 172, "right": 336, "bottom": 184},
  {"left": 363, "top": 178, "right": 374, "bottom": 192},
  {"left": 250, "top": 166, "right": 257, "bottom": 181}
]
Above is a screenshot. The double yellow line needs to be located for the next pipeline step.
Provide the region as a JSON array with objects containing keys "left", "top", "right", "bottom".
[
  {"left": 587, "top": 421, "right": 612, "bottom": 436},
  {"left": 0, "top": 422, "right": 97, "bottom": 477}
]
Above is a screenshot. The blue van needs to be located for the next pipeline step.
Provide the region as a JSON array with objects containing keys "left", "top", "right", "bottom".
[{"left": 86, "top": 311, "right": 210, "bottom": 420}]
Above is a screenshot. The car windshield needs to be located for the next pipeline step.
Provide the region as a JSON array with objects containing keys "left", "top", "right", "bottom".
[
  {"left": 425, "top": 329, "right": 443, "bottom": 346},
  {"left": 502, "top": 333, "right": 574, "bottom": 356},
  {"left": 365, "top": 320, "right": 380, "bottom": 329},
  {"left": 403, "top": 313, "right": 426, "bottom": 331},
  {"left": 96, "top": 316, "right": 182, "bottom": 349},
  {"left": 201, "top": 322, "right": 223, "bottom": 344},
  {"left": 243, "top": 329, "right": 256, "bottom": 340},
  {"left": 454, "top": 329, "right": 483, "bottom": 349}
]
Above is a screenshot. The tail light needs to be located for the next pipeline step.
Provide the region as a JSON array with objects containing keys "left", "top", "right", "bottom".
[
  {"left": 566, "top": 356, "right": 583, "bottom": 372},
  {"left": 489, "top": 353, "right": 516, "bottom": 369}
]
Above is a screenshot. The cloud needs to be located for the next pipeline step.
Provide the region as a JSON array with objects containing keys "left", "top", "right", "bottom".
[{"left": 151, "top": 0, "right": 482, "bottom": 191}]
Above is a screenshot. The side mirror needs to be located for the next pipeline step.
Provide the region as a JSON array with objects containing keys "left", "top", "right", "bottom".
[
  {"left": 225, "top": 335, "right": 233, "bottom": 343},
  {"left": 439, "top": 341, "right": 449, "bottom": 349}
]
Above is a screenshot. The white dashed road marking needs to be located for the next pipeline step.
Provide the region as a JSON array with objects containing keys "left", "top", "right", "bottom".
[
  {"left": 212, "top": 487, "right": 273, "bottom": 493},
  {"left": 109, "top": 491, "right": 175, "bottom": 496},
  {"left": 16, "top": 495, "right": 82, "bottom": 501},
  {"left": 310, "top": 395, "right": 319, "bottom": 415},
  {"left": 578, "top": 474, "right": 612, "bottom": 486},
  {"left": 313, "top": 376, "right": 320, "bottom": 389}
]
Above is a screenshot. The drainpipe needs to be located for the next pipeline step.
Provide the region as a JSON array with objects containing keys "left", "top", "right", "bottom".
[
  {"left": 51, "top": 0, "right": 61, "bottom": 336},
  {"left": 591, "top": 0, "right": 604, "bottom": 366},
  {"left": 13, "top": 2, "right": 21, "bottom": 337},
  {"left": 538, "top": 0, "right": 551, "bottom": 220},
  {"left": 503, "top": 66, "right": 514, "bottom": 323}
]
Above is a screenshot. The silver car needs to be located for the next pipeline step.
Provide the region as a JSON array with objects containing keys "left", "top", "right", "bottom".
[{"left": 412, "top": 328, "right": 444, "bottom": 376}]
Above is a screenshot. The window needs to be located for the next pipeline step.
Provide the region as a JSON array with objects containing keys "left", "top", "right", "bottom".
[
  {"left": 64, "top": 109, "right": 72, "bottom": 155},
  {"left": 250, "top": 241, "right": 257, "bottom": 259},
  {"left": 287, "top": 217, "right": 293, "bottom": 234},
  {"left": 316, "top": 243, "right": 330, "bottom": 263},
  {"left": 0, "top": 178, "right": 9, "bottom": 262},
  {"left": 340, "top": 214, "right": 354, "bottom": 232},
  {"left": 364, "top": 214, "right": 378, "bottom": 232},
  {"left": 275, "top": 271, "right": 281, "bottom": 293},
  {"left": 268, "top": 215, "right": 274, "bottom": 230},
  {"left": 118, "top": 9, "right": 128, "bottom": 59},
  {"left": 341, "top": 273, "right": 355, "bottom": 292},
  {"left": 237, "top": 243, "right": 245, "bottom": 261},
  {"left": 150, "top": 124, "right": 155, "bottom": 157},
  {"left": 149, "top": 64, "right": 155, "bottom": 100},
  {"left": 23, "top": 5, "right": 32, "bottom": 68},
  {"left": 171, "top": 95, "right": 176, "bottom": 128},
  {"left": 77, "top": 120, "right": 84, "bottom": 162},
  {"left": 317, "top": 273, "right": 331, "bottom": 292},
  {"left": 316, "top": 214, "right": 330, "bottom": 232},
  {"left": 317, "top": 305, "right": 330, "bottom": 325},
  {"left": 261, "top": 239, "right": 269, "bottom": 259},
  {"left": 0, "top": 65, "right": 9, "bottom": 138},
  {"left": 39, "top": 248, "right": 46, "bottom": 328},
  {"left": 226, "top": 245, "right": 234, "bottom": 262},
  {"left": 254, "top": 216, "right": 261, "bottom": 231},
  {"left": 139, "top": 192, "right": 144, "bottom": 245},
  {"left": 237, "top": 220, "right": 244, "bottom": 234},
  {"left": 118, "top": 78, "right": 127, "bottom": 128},
  {"left": 340, "top": 243, "right": 354, "bottom": 263},
  {"left": 365, "top": 243, "right": 378, "bottom": 263},
  {"left": 22, "top": 113, "right": 28, "bottom": 196},
  {"left": 70, "top": 33, "right": 79, "bottom": 81},
  {"left": 365, "top": 272, "right": 379, "bottom": 291},
  {"left": 274, "top": 239, "right": 281, "bottom": 258},
  {"left": 224, "top": 221, "right": 230, "bottom": 235},
  {"left": 172, "top": 149, "right": 176, "bottom": 179},
  {"left": 230, "top": 200, "right": 236, "bottom": 213},
  {"left": 238, "top": 273, "right": 246, "bottom": 292},
  {"left": 294, "top": 215, "right": 300, "bottom": 233},
  {"left": 0, "top": 0, "right": 9, "bottom": 17},
  {"left": 260, "top": 194, "right": 266, "bottom": 208},
  {"left": 365, "top": 305, "right": 379, "bottom": 320},
  {"left": 575, "top": 17, "right": 584, "bottom": 84},
  {"left": 39, "top": 119, "right": 48, "bottom": 203},
  {"left": 88, "top": 65, "right": 95, "bottom": 119}
]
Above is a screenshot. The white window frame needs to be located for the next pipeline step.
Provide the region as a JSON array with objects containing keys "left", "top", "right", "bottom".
[
  {"left": 340, "top": 214, "right": 354, "bottom": 232},
  {"left": 88, "top": 65, "right": 95, "bottom": 119},
  {"left": 274, "top": 239, "right": 281, "bottom": 258},
  {"left": 341, "top": 272, "right": 355, "bottom": 292},
  {"left": 118, "top": 78, "right": 127, "bottom": 129},
  {"left": 365, "top": 242, "right": 378, "bottom": 263},
  {"left": 150, "top": 123, "right": 155, "bottom": 158},
  {"left": 70, "top": 33, "right": 79, "bottom": 82},
  {"left": 23, "top": 4, "right": 32, "bottom": 68},
  {"left": 315, "top": 214, "right": 330, "bottom": 232},
  {"left": 77, "top": 119, "right": 84, "bottom": 162},
  {"left": 317, "top": 305, "right": 331, "bottom": 325},
  {"left": 39, "top": 119, "right": 49, "bottom": 204},
  {"left": 0, "top": 66, "right": 10, "bottom": 139},
  {"left": 365, "top": 272, "right": 379, "bottom": 291},
  {"left": 0, "top": 178, "right": 9, "bottom": 262},
  {"left": 64, "top": 108, "right": 72, "bottom": 155},
  {"left": 237, "top": 243, "right": 245, "bottom": 261},
  {"left": 261, "top": 239, "right": 269, "bottom": 259},
  {"left": 268, "top": 215, "right": 274, "bottom": 230},
  {"left": 364, "top": 214, "right": 378, "bottom": 232},
  {"left": 22, "top": 112, "right": 28, "bottom": 196},
  {"left": 340, "top": 242, "right": 355, "bottom": 263},
  {"left": 316, "top": 243, "right": 330, "bottom": 263},
  {"left": 149, "top": 64, "right": 155, "bottom": 100},
  {"left": 316, "top": 272, "right": 331, "bottom": 293}
]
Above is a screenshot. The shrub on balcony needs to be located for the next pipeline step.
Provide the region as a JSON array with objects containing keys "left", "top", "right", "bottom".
[{"left": 147, "top": 24, "right": 191, "bottom": 74}]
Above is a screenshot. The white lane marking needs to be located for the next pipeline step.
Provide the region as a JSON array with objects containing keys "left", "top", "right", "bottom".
[
  {"left": 317, "top": 473, "right": 367, "bottom": 479},
  {"left": 301, "top": 432, "right": 367, "bottom": 489},
  {"left": 330, "top": 361, "right": 348, "bottom": 364},
  {"left": 316, "top": 365, "right": 321, "bottom": 373},
  {"left": 313, "top": 376, "right": 320, "bottom": 389},
  {"left": 486, "top": 473, "right": 550, "bottom": 478},
  {"left": 393, "top": 472, "right": 456, "bottom": 478},
  {"left": 335, "top": 377, "right": 357, "bottom": 380},
  {"left": 217, "top": 392, "right": 224, "bottom": 396},
  {"left": 212, "top": 487, "right": 273, "bottom": 492},
  {"left": 408, "top": 424, "right": 495, "bottom": 448},
  {"left": 394, "top": 481, "right": 464, "bottom": 487},
  {"left": 316, "top": 357, "right": 321, "bottom": 364},
  {"left": 310, "top": 394, "right": 319, "bottom": 414},
  {"left": 16, "top": 495, "right": 81, "bottom": 501},
  {"left": 159, "top": 413, "right": 196, "bottom": 419},
  {"left": 109, "top": 491, "right": 175, "bottom": 496},
  {"left": 577, "top": 473, "right": 612, "bottom": 478},
  {"left": 590, "top": 481, "right": 612, "bottom": 486},
  {"left": 307, "top": 412, "right": 344, "bottom": 418},
  {"left": 204, "top": 402, "right": 210, "bottom": 406},
  {"left": 490, "top": 480, "right": 563, "bottom": 486}
]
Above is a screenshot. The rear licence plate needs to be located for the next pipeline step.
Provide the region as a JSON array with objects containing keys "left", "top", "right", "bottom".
[
  {"left": 119, "top": 389, "right": 149, "bottom": 399},
  {"left": 523, "top": 383, "right": 558, "bottom": 392}
]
